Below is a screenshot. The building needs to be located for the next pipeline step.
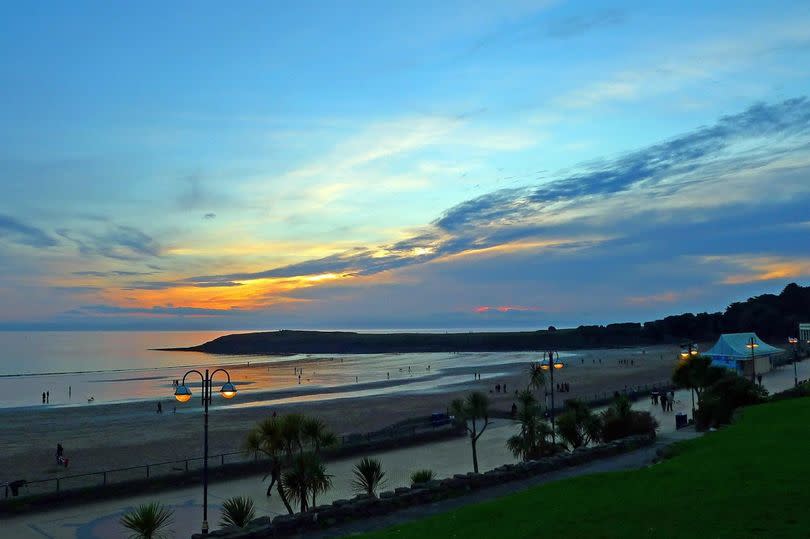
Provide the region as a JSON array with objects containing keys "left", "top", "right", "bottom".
[
  {"left": 704, "top": 332, "right": 784, "bottom": 378},
  {"left": 800, "top": 323, "right": 810, "bottom": 345}
]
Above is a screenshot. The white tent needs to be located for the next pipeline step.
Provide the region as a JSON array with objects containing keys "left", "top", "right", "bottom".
[{"left": 704, "top": 332, "right": 784, "bottom": 377}]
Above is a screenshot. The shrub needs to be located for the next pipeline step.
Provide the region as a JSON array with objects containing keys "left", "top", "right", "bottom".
[
  {"left": 556, "top": 400, "right": 602, "bottom": 450},
  {"left": 352, "top": 457, "right": 386, "bottom": 496},
  {"left": 600, "top": 395, "right": 658, "bottom": 442},
  {"left": 695, "top": 372, "right": 768, "bottom": 430},
  {"left": 120, "top": 502, "right": 174, "bottom": 539},
  {"left": 410, "top": 469, "right": 435, "bottom": 486},
  {"left": 220, "top": 496, "right": 256, "bottom": 528}
]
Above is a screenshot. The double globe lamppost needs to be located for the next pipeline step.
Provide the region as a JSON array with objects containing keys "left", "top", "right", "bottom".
[
  {"left": 679, "top": 342, "right": 699, "bottom": 419},
  {"left": 174, "top": 369, "right": 237, "bottom": 536},
  {"left": 788, "top": 337, "right": 799, "bottom": 387},
  {"left": 538, "top": 351, "right": 564, "bottom": 444}
]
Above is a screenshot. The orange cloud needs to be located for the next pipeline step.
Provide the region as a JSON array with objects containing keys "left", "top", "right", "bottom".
[
  {"left": 475, "top": 305, "right": 540, "bottom": 314},
  {"left": 701, "top": 255, "right": 810, "bottom": 285}
]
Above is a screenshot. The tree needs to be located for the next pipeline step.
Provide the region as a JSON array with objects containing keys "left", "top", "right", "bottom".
[
  {"left": 451, "top": 391, "right": 491, "bottom": 473},
  {"left": 302, "top": 416, "right": 337, "bottom": 455},
  {"left": 220, "top": 496, "right": 256, "bottom": 528},
  {"left": 672, "top": 356, "right": 725, "bottom": 401},
  {"left": 282, "top": 452, "right": 333, "bottom": 512},
  {"left": 507, "top": 389, "right": 556, "bottom": 460},
  {"left": 246, "top": 413, "right": 336, "bottom": 514},
  {"left": 120, "top": 502, "right": 174, "bottom": 539},
  {"left": 556, "top": 400, "right": 601, "bottom": 450},
  {"left": 527, "top": 362, "right": 546, "bottom": 394},
  {"left": 352, "top": 457, "right": 387, "bottom": 496}
]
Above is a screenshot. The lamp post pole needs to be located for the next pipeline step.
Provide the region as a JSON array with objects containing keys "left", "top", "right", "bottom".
[
  {"left": 789, "top": 337, "right": 799, "bottom": 387},
  {"left": 541, "top": 351, "right": 563, "bottom": 445},
  {"left": 680, "top": 342, "right": 698, "bottom": 419},
  {"left": 175, "top": 368, "right": 236, "bottom": 536},
  {"left": 548, "top": 351, "right": 556, "bottom": 444},
  {"left": 748, "top": 337, "right": 757, "bottom": 384}
]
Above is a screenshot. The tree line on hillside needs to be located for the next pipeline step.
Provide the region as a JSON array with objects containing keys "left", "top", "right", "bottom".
[{"left": 173, "top": 284, "right": 809, "bottom": 355}]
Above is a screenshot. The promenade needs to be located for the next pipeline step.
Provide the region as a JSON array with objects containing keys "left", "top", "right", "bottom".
[{"left": 4, "top": 357, "right": 807, "bottom": 539}]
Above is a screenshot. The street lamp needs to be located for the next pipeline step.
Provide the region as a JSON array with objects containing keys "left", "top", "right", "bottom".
[
  {"left": 679, "top": 342, "right": 699, "bottom": 420},
  {"left": 539, "top": 351, "right": 564, "bottom": 444},
  {"left": 679, "top": 342, "right": 698, "bottom": 360},
  {"left": 746, "top": 337, "right": 759, "bottom": 384},
  {"left": 174, "top": 368, "right": 237, "bottom": 535},
  {"left": 789, "top": 337, "right": 799, "bottom": 387}
]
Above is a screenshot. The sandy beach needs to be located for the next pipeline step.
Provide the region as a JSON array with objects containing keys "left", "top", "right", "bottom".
[{"left": 0, "top": 345, "right": 682, "bottom": 482}]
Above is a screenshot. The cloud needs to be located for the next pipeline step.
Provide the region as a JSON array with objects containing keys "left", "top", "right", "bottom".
[
  {"left": 546, "top": 9, "right": 625, "bottom": 39},
  {"left": 700, "top": 255, "right": 810, "bottom": 285},
  {"left": 0, "top": 214, "right": 58, "bottom": 248},
  {"left": 160, "top": 97, "right": 810, "bottom": 295},
  {"left": 474, "top": 305, "right": 541, "bottom": 313},
  {"left": 57, "top": 224, "right": 162, "bottom": 260},
  {"left": 72, "top": 270, "right": 158, "bottom": 277},
  {"left": 76, "top": 304, "right": 241, "bottom": 317},
  {"left": 625, "top": 292, "right": 681, "bottom": 305}
]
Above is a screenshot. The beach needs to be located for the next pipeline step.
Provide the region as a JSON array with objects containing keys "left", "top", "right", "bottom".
[{"left": 0, "top": 345, "right": 681, "bottom": 482}]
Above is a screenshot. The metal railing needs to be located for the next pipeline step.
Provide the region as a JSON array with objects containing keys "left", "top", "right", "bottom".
[{"left": 2, "top": 420, "right": 458, "bottom": 501}]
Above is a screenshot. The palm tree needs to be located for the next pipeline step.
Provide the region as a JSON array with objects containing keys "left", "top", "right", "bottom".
[
  {"left": 282, "top": 452, "right": 333, "bottom": 512},
  {"left": 410, "top": 469, "right": 435, "bottom": 486},
  {"left": 556, "top": 399, "right": 602, "bottom": 450},
  {"left": 302, "top": 416, "right": 338, "bottom": 455},
  {"left": 246, "top": 413, "right": 336, "bottom": 514},
  {"left": 245, "top": 417, "right": 295, "bottom": 514},
  {"left": 507, "top": 390, "right": 555, "bottom": 460},
  {"left": 527, "top": 362, "right": 546, "bottom": 393},
  {"left": 450, "top": 391, "right": 491, "bottom": 473},
  {"left": 352, "top": 457, "right": 387, "bottom": 497},
  {"left": 219, "top": 496, "right": 256, "bottom": 528},
  {"left": 120, "top": 502, "right": 174, "bottom": 539}
]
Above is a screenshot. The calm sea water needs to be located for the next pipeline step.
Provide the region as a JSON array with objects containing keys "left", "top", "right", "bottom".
[{"left": 0, "top": 331, "right": 547, "bottom": 409}]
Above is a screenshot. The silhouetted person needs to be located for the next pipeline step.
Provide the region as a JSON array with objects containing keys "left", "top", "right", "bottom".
[
  {"left": 68, "top": 386, "right": 71, "bottom": 398},
  {"left": 157, "top": 401, "right": 162, "bottom": 414},
  {"left": 56, "top": 443, "right": 64, "bottom": 464},
  {"left": 661, "top": 395, "right": 667, "bottom": 412},
  {"left": 42, "top": 392, "right": 46, "bottom": 404},
  {"left": 757, "top": 374, "right": 763, "bottom": 386},
  {"left": 46, "top": 391, "right": 49, "bottom": 403}
]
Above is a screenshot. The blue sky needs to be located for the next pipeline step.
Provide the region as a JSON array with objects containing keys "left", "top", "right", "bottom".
[{"left": 1, "top": 0, "right": 809, "bottom": 330}]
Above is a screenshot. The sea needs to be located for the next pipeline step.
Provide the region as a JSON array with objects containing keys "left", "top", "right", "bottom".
[{"left": 0, "top": 330, "right": 552, "bottom": 410}]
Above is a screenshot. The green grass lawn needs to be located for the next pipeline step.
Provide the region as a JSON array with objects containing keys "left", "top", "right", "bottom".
[{"left": 354, "top": 397, "right": 810, "bottom": 539}]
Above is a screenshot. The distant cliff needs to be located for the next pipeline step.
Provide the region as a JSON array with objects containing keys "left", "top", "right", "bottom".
[{"left": 164, "top": 283, "right": 809, "bottom": 355}]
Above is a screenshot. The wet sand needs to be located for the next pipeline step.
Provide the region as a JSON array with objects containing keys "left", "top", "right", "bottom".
[{"left": 0, "top": 345, "right": 680, "bottom": 482}]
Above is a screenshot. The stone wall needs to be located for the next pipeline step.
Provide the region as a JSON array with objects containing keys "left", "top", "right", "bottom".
[{"left": 195, "top": 434, "right": 654, "bottom": 538}]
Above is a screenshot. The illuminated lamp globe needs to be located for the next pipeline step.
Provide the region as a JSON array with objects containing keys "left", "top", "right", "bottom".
[
  {"left": 220, "top": 381, "right": 237, "bottom": 399},
  {"left": 174, "top": 384, "right": 193, "bottom": 403}
]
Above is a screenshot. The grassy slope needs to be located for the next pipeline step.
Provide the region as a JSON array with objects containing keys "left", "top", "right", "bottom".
[{"left": 356, "top": 398, "right": 810, "bottom": 539}]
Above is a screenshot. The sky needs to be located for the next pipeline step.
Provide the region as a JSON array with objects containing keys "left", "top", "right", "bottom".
[{"left": 1, "top": 0, "right": 809, "bottom": 331}]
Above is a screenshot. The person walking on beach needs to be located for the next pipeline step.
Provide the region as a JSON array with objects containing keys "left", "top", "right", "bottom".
[
  {"left": 56, "top": 443, "right": 64, "bottom": 465},
  {"left": 68, "top": 386, "right": 71, "bottom": 399},
  {"left": 157, "top": 401, "right": 162, "bottom": 414},
  {"left": 42, "top": 392, "right": 46, "bottom": 404},
  {"left": 46, "top": 391, "right": 49, "bottom": 403}
]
